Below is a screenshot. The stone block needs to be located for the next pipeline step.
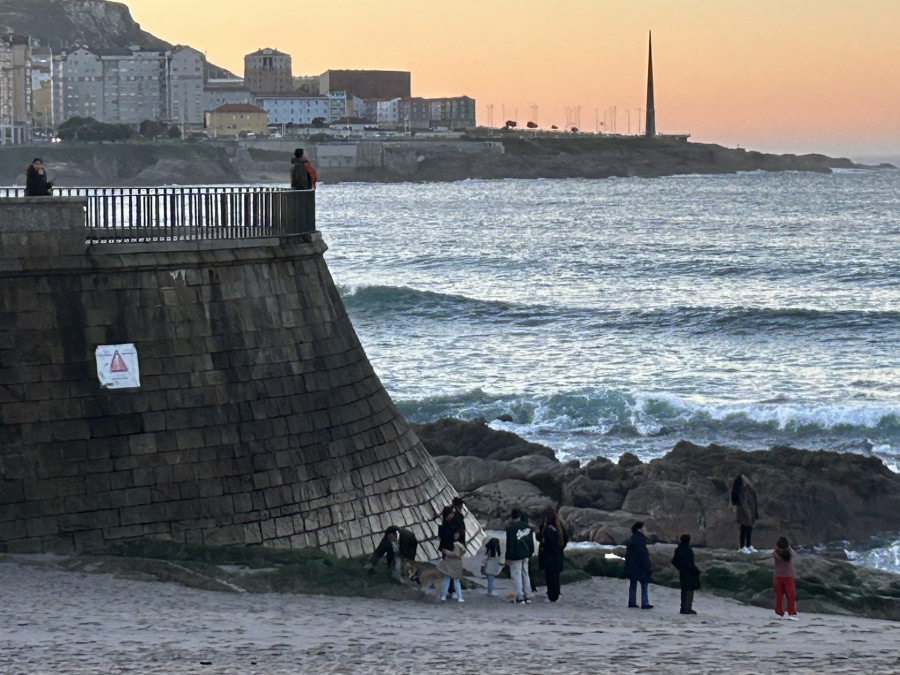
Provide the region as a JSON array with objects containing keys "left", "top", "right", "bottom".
[{"left": 24, "top": 517, "right": 60, "bottom": 537}]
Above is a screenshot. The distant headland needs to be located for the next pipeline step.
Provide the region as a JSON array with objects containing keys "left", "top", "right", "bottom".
[{"left": 2, "top": 136, "right": 895, "bottom": 188}]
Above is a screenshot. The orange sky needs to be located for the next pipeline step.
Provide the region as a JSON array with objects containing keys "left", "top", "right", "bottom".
[{"left": 122, "top": 0, "right": 900, "bottom": 159}]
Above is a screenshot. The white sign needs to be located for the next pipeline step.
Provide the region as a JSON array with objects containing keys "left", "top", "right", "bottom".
[{"left": 95, "top": 344, "right": 141, "bottom": 389}]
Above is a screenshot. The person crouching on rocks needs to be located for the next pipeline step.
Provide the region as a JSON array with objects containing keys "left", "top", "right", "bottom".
[
  {"left": 365, "top": 526, "right": 418, "bottom": 578},
  {"left": 731, "top": 473, "right": 759, "bottom": 553},
  {"left": 436, "top": 530, "right": 466, "bottom": 603},
  {"left": 623, "top": 521, "right": 653, "bottom": 609},
  {"left": 773, "top": 536, "right": 799, "bottom": 621},
  {"left": 671, "top": 534, "right": 700, "bottom": 614}
]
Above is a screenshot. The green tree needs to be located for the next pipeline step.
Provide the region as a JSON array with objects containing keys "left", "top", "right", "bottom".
[{"left": 58, "top": 116, "right": 135, "bottom": 142}]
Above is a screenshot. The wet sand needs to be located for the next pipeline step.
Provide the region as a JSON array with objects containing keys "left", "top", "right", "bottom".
[{"left": 1, "top": 556, "right": 898, "bottom": 674}]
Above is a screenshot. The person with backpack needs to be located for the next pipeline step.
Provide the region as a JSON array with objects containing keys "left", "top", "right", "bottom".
[{"left": 290, "top": 148, "right": 317, "bottom": 190}]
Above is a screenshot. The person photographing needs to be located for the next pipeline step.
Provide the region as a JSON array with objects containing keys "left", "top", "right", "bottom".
[{"left": 25, "top": 158, "right": 54, "bottom": 196}]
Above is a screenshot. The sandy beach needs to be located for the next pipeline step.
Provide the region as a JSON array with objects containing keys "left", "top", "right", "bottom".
[{"left": 1, "top": 556, "right": 898, "bottom": 675}]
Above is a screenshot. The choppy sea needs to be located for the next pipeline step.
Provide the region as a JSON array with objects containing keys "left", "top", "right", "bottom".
[{"left": 317, "top": 169, "right": 900, "bottom": 571}]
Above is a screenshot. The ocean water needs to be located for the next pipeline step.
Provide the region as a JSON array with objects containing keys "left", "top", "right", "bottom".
[
  {"left": 318, "top": 170, "right": 900, "bottom": 572},
  {"left": 319, "top": 170, "right": 900, "bottom": 466}
]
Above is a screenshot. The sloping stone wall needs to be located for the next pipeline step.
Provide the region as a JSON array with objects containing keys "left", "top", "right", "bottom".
[{"left": 0, "top": 198, "right": 483, "bottom": 559}]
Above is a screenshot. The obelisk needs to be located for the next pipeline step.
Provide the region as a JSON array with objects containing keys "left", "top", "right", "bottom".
[{"left": 645, "top": 31, "right": 656, "bottom": 137}]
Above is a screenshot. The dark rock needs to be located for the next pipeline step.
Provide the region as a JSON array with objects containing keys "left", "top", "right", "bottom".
[
  {"left": 465, "top": 479, "right": 556, "bottom": 528},
  {"left": 419, "top": 418, "right": 900, "bottom": 551},
  {"left": 413, "top": 419, "right": 556, "bottom": 462},
  {"left": 618, "top": 452, "right": 642, "bottom": 468},
  {"left": 562, "top": 475, "right": 625, "bottom": 511},
  {"left": 433, "top": 456, "right": 522, "bottom": 492},
  {"left": 628, "top": 441, "right": 900, "bottom": 549}
]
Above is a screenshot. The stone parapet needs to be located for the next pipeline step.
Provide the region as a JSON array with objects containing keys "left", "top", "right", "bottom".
[{"left": 0, "top": 199, "right": 483, "bottom": 560}]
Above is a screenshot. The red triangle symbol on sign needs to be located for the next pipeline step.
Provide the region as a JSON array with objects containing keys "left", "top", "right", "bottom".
[{"left": 110, "top": 351, "right": 128, "bottom": 372}]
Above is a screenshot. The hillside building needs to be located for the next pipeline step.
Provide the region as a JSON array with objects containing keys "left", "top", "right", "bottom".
[{"left": 244, "top": 48, "right": 292, "bottom": 95}]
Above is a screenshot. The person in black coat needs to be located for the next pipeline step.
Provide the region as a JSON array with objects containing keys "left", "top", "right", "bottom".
[
  {"left": 449, "top": 496, "right": 466, "bottom": 545},
  {"left": 671, "top": 534, "right": 701, "bottom": 614},
  {"left": 25, "top": 158, "right": 53, "bottom": 196},
  {"left": 537, "top": 508, "right": 567, "bottom": 602},
  {"left": 437, "top": 505, "right": 458, "bottom": 552},
  {"left": 622, "top": 521, "right": 653, "bottom": 609}
]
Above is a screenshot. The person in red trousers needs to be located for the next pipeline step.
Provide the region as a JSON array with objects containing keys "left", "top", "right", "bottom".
[{"left": 773, "top": 536, "right": 798, "bottom": 621}]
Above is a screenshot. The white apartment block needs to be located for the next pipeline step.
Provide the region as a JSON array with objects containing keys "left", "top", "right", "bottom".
[
  {"left": 169, "top": 46, "right": 205, "bottom": 125},
  {"left": 255, "top": 96, "right": 330, "bottom": 125}
]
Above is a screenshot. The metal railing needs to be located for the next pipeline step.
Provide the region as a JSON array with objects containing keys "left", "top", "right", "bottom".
[{"left": 0, "top": 186, "right": 315, "bottom": 243}]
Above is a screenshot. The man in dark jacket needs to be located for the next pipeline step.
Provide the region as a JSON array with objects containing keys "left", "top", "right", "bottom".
[
  {"left": 504, "top": 508, "right": 534, "bottom": 604},
  {"left": 25, "top": 158, "right": 53, "bottom": 196},
  {"left": 623, "top": 521, "right": 653, "bottom": 609},
  {"left": 365, "top": 526, "right": 418, "bottom": 577},
  {"left": 671, "top": 533, "right": 701, "bottom": 614}
]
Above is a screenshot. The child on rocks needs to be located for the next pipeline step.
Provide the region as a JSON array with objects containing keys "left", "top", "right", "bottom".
[
  {"left": 437, "top": 531, "right": 466, "bottom": 603},
  {"left": 671, "top": 534, "right": 701, "bottom": 614},
  {"left": 773, "top": 536, "right": 798, "bottom": 620},
  {"left": 481, "top": 537, "right": 503, "bottom": 596}
]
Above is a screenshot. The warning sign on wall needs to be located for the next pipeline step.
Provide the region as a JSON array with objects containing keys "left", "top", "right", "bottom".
[{"left": 95, "top": 344, "right": 141, "bottom": 389}]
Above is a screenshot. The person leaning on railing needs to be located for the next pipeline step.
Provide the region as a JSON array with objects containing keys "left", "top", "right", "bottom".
[{"left": 24, "top": 158, "right": 54, "bottom": 196}]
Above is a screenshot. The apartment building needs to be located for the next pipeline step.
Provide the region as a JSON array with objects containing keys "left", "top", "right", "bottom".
[
  {"left": 429, "top": 96, "right": 476, "bottom": 129},
  {"left": 255, "top": 95, "right": 330, "bottom": 125},
  {"left": 0, "top": 33, "right": 32, "bottom": 144},
  {"left": 169, "top": 46, "right": 205, "bottom": 125}
]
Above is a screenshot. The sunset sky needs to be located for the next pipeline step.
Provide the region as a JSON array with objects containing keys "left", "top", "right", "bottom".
[{"left": 121, "top": 0, "right": 900, "bottom": 160}]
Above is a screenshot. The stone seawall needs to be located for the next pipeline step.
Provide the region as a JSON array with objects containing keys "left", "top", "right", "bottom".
[{"left": 0, "top": 198, "right": 481, "bottom": 559}]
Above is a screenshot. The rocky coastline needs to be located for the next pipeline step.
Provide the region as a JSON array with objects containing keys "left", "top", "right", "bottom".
[
  {"left": 2, "top": 138, "right": 895, "bottom": 188},
  {"left": 416, "top": 418, "right": 900, "bottom": 549},
  {"left": 415, "top": 418, "right": 900, "bottom": 620}
]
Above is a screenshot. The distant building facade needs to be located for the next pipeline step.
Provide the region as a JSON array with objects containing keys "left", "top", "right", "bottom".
[
  {"left": 0, "top": 33, "right": 33, "bottom": 144},
  {"left": 203, "top": 79, "right": 252, "bottom": 111},
  {"left": 244, "top": 48, "right": 292, "bottom": 95},
  {"left": 58, "top": 46, "right": 169, "bottom": 125},
  {"left": 169, "top": 46, "right": 205, "bottom": 125},
  {"left": 429, "top": 96, "right": 476, "bottom": 130},
  {"left": 319, "top": 70, "right": 410, "bottom": 101},
  {"left": 205, "top": 102, "right": 268, "bottom": 137},
  {"left": 255, "top": 95, "right": 330, "bottom": 125}
]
